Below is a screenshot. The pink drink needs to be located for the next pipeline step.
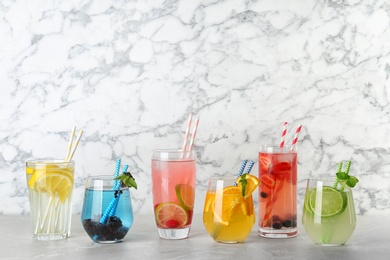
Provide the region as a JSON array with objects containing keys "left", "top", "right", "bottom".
[
  {"left": 258, "top": 145, "right": 297, "bottom": 238},
  {"left": 151, "top": 150, "right": 196, "bottom": 239}
]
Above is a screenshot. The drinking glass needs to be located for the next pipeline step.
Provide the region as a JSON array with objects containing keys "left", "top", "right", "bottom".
[
  {"left": 26, "top": 159, "right": 75, "bottom": 240},
  {"left": 81, "top": 176, "right": 134, "bottom": 243},
  {"left": 258, "top": 145, "right": 298, "bottom": 238},
  {"left": 302, "top": 179, "right": 356, "bottom": 246},
  {"left": 151, "top": 149, "right": 196, "bottom": 239},
  {"left": 203, "top": 177, "right": 255, "bottom": 243}
]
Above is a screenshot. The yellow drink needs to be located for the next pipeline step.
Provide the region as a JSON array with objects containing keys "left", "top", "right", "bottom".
[
  {"left": 26, "top": 160, "right": 74, "bottom": 240},
  {"left": 203, "top": 176, "right": 258, "bottom": 243}
]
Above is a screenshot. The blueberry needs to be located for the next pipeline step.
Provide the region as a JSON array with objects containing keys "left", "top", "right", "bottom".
[
  {"left": 260, "top": 191, "right": 268, "bottom": 198},
  {"left": 282, "top": 219, "right": 292, "bottom": 227},
  {"left": 272, "top": 221, "right": 283, "bottom": 229}
]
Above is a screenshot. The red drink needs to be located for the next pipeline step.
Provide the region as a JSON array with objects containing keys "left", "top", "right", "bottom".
[
  {"left": 151, "top": 149, "right": 196, "bottom": 239},
  {"left": 258, "top": 146, "right": 297, "bottom": 238}
]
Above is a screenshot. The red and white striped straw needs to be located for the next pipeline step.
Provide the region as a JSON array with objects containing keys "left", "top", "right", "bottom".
[
  {"left": 181, "top": 113, "right": 193, "bottom": 154},
  {"left": 279, "top": 122, "right": 288, "bottom": 149},
  {"left": 291, "top": 124, "right": 302, "bottom": 151},
  {"left": 187, "top": 118, "right": 199, "bottom": 157}
]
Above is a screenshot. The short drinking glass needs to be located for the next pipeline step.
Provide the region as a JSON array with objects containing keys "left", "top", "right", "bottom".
[
  {"left": 151, "top": 149, "right": 196, "bottom": 239},
  {"left": 302, "top": 179, "right": 356, "bottom": 246},
  {"left": 81, "top": 176, "right": 134, "bottom": 243},
  {"left": 203, "top": 177, "right": 255, "bottom": 243}
]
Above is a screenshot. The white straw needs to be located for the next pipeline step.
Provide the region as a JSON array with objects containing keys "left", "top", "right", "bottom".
[
  {"left": 66, "top": 130, "right": 83, "bottom": 162},
  {"left": 64, "top": 127, "right": 76, "bottom": 161},
  {"left": 187, "top": 118, "right": 199, "bottom": 157}
]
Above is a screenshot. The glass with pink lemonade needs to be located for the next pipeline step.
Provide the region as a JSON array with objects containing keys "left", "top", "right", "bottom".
[
  {"left": 151, "top": 149, "right": 196, "bottom": 239},
  {"left": 258, "top": 145, "right": 298, "bottom": 238}
]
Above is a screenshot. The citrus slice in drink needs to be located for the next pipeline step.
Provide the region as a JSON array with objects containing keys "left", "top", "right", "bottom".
[
  {"left": 213, "top": 186, "right": 243, "bottom": 226},
  {"left": 236, "top": 174, "right": 260, "bottom": 198},
  {"left": 175, "top": 184, "right": 195, "bottom": 210},
  {"left": 155, "top": 202, "right": 188, "bottom": 228},
  {"left": 28, "top": 168, "right": 73, "bottom": 203},
  {"left": 308, "top": 186, "right": 346, "bottom": 218}
]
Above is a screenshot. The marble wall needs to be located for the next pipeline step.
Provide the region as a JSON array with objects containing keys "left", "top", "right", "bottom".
[{"left": 1, "top": 0, "right": 390, "bottom": 216}]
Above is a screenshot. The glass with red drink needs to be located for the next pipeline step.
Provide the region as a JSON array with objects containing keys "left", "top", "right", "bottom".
[{"left": 258, "top": 145, "right": 297, "bottom": 238}]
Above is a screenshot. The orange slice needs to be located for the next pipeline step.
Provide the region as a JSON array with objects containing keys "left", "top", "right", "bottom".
[
  {"left": 155, "top": 202, "right": 188, "bottom": 228},
  {"left": 236, "top": 174, "right": 260, "bottom": 198},
  {"left": 175, "top": 184, "right": 195, "bottom": 210},
  {"left": 213, "top": 186, "right": 243, "bottom": 226}
]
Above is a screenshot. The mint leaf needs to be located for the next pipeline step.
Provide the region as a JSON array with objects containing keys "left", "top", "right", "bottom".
[
  {"left": 336, "top": 172, "right": 349, "bottom": 181},
  {"left": 346, "top": 176, "right": 359, "bottom": 188},
  {"left": 114, "top": 172, "right": 137, "bottom": 189},
  {"left": 239, "top": 174, "right": 247, "bottom": 197}
]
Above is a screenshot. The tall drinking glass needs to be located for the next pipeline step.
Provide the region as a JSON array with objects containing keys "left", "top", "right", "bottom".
[
  {"left": 26, "top": 160, "right": 75, "bottom": 240},
  {"left": 81, "top": 176, "right": 134, "bottom": 243},
  {"left": 302, "top": 179, "right": 356, "bottom": 246},
  {"left": 151, "top": 149, "right": 196, "bottom": 239},
  {"left": 258, "top": 145, "right": 297, "bottom": 238}
]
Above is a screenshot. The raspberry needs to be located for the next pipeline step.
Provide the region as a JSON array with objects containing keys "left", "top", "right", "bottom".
[{"left": 165, "top": 219, "right": 180, "bottom": 228}]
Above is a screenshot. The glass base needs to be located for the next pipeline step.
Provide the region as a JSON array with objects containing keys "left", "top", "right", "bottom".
[
  {"left": 32, "top": 233, "right": 69, "bottom": 240},
  {"left": 157, "top": 227, "right": 190, "bottom": 239},
  {"left": 258, "top": 227, "right": 297, "bottom": 238}
]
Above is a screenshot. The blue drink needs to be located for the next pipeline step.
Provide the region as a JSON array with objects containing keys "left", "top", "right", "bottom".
[{"left": 81, "top": 176, "right": 134, "bottom": 243}]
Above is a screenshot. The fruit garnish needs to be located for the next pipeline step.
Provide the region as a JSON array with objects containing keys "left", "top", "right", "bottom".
[
  {"left": 308, "top": 186, "right": 347, "bottom": 218},
  {"left": 213, "top": 186, "right": 243, "bottom": 226},
  {"left": 175, "top": 184, "right": 195, "bottom": 210},
  {"left": 114, "top": 171, "right": 137, "bottom": 189},
  {"left": 155, "top": 202, "right": 188, "bottom": 228},
  {"left": 260, "top": 174, "right": 276, "bottom": 188},
  {"left": 334, "top": 161, "right": 359, "bottom": 188},
  {"left": 236, "top": 174, "right": 260, "bottom": 198},
  {"left": 28, "top": 167, "right": 73, "bottom": 202}
]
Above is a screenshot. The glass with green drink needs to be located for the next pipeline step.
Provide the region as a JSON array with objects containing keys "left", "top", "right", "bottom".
[{"left": 302, "top": 161, "right": 359, "bottom": 246}]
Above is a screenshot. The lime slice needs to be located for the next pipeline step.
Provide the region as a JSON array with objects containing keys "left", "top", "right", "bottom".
[
  {"left": 175, "top": 184, "right": 195, "bottom": 210},
  {"left": 155, "top": 202, "right": 188, "bottom": 228},
  {"left": 309, "top": 186, "right": 346, "bottom": 218}
]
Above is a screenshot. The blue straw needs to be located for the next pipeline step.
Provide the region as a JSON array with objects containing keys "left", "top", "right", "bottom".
[
  {"left": 237, "top": 159, "right": 248, "bottom": 178},
  {"left": 98, "top": 161, "right": 128, "bottom": 224},
  {"left": 245, "top": 161, "right": 255, "bottom": 174}
]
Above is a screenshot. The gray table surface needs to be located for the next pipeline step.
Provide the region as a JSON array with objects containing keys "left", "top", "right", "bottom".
[{"left": 0, "top": 214, "right": 389, "bottom": 260}]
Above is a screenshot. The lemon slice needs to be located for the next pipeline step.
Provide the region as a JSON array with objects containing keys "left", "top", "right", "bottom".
[
  {"left": 309, "top": 186, "right": 346, "bottom": 218},
  {"left": 28, "top": 168, "right": 73, "bottom": 203}
]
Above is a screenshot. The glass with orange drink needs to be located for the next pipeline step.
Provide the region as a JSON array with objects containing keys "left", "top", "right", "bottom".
[{"left": 203, "top": 174, "right": 260, "bottom": 243}]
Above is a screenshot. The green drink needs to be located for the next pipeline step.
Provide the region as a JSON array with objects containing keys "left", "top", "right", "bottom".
[{"left": 302, "top": 161, "right": 358, "bottom": 246}]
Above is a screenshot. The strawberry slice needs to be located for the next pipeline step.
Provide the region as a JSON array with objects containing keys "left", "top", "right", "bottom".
[
  {"left": 259, "top": 155, "right": 272, "bottom": 172},
  {"left": 260, "top": 174, "right": 276, "bottom": 188},
  {"left": 272, "top": 162, "right": 291, "bottom": 180}
]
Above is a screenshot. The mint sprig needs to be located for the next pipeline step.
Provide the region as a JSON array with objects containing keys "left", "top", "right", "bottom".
[
  {"left": 114, "top": 172, "right": 137, "bottom": 189},
  {"left": 334, "top": 161, "right": 359, "bottom": 189},
  {"left": 239, "top": 173, "right": 248, "bottom": 197}
]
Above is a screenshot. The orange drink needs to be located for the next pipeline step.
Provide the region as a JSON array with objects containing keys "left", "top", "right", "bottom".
[
  {"left": 258, "top": 145, "right": 298, "bottom": 238},
  {"left": 151, "top": 149, "right": 196, "bottom": 239},
  {"left": 203, "top": 175, "right": 259, "bottom": 243}
]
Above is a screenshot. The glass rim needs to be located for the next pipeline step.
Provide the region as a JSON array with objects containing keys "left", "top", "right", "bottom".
[
  {"left": 86, "top": 175, "right": 118, "bottom": 181},
  {"left": 26, "top": 159, "right": 75, "bottom": 166},
  {"left": 259, "top": 145, "right": 297, "bottom": 153},
  {"left": 152, "top": 149, "right": 196, "bottom": 160},
  {"left": 208, "top": 175, "right": 239, "bottom": 181}
]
